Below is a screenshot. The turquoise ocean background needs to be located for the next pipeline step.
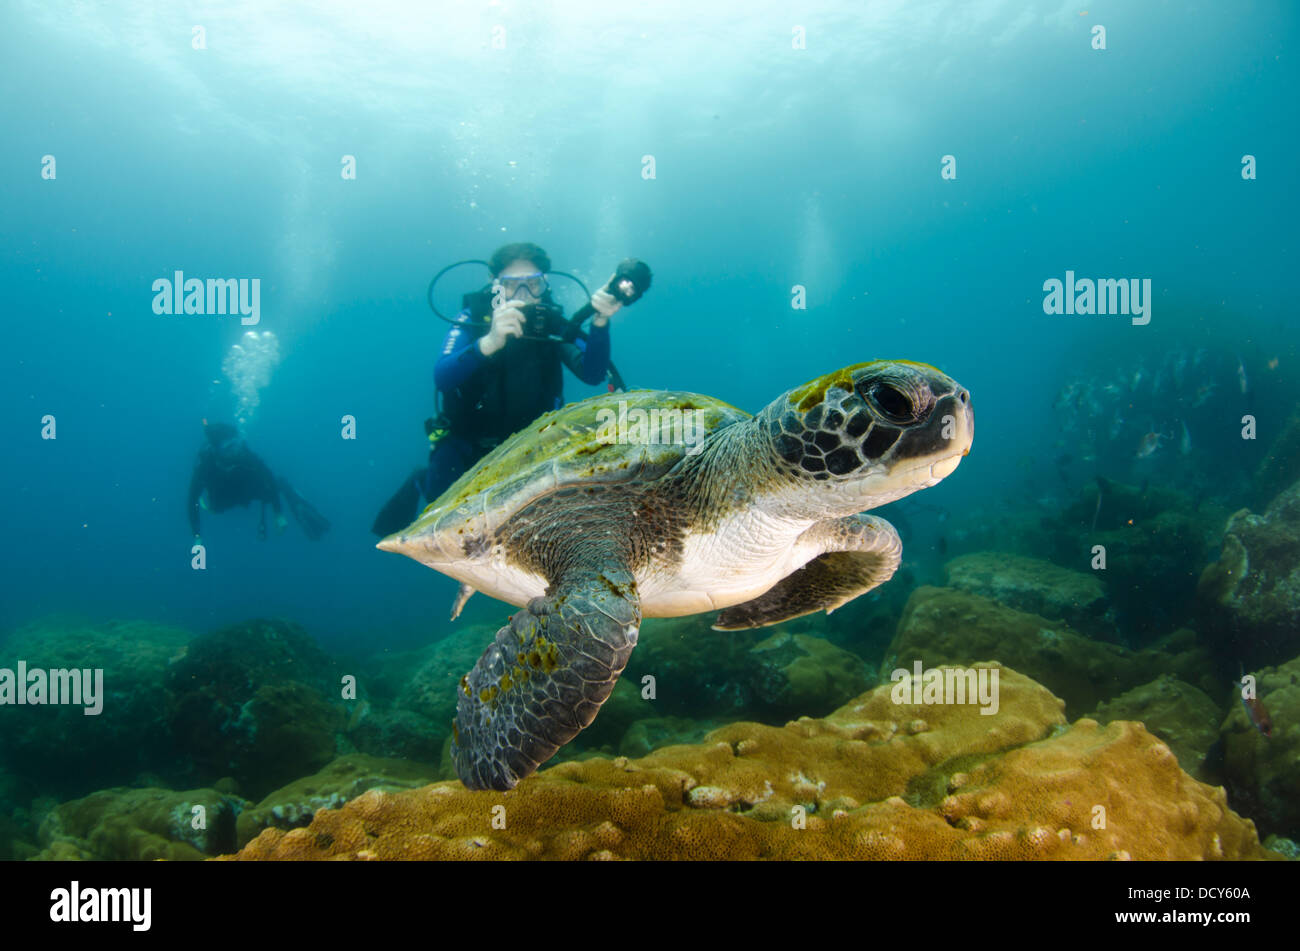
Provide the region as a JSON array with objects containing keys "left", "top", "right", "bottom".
[{"left": 1, "top": 0, "right": 1296, "bottom": 655}]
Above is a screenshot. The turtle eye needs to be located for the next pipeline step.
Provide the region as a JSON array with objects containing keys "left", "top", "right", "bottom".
[{"left": 868, "top": 383, "right": 916, "bottom": 424}]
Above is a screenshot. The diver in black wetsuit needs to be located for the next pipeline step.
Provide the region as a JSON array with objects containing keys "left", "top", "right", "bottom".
[
  {"left": 371, "top": 242, "right": 639, "bottom": 537},
  {"left": 188, "top": 421, "right": 329, "bottom": 542}
]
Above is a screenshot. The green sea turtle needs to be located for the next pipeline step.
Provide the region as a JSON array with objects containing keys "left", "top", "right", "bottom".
[{"left": 379, "top": 361, "right": 973, "bottom": 790}]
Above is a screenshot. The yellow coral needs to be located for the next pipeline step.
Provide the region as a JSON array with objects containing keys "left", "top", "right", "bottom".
[{"left": 219, "top": 666, "right": 1271, "bottom": 861}]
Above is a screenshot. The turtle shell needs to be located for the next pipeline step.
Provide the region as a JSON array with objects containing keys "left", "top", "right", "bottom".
[{"left": 399, "top": 388, "right": 749, "bottom": 551}]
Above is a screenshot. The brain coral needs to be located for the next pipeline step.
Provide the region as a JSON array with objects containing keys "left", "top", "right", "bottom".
[{"left": 223, "top": 665, "right": 1271, "bottom": 861}]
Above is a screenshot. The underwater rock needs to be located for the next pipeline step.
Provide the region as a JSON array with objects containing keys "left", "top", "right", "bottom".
[
  {"left": 0, "top": 810, "right": 37, "bottom": 861},
  {"left": 0, "top": 618, "right": 191, "bottom": 798},
  {"left": 1085, "top": 674, "right": 1221, "bottom": 777},
  {"left": 803, "top": 563, "right": 919, "bottom": 662},
  {"left": 1046, "top": 480, "right": 1227, "bottom": 644},
  {"left": 618, "top": 717, "right": 727, "bottom": 759},
  {"left": 1254, "top": 406, "right": 1300, "bottom": 509},
  {"left": 1198, "top": 479, "right": 1300, "bottom": 668},
  {"left": 346, "top": 707, "right": 445, "bottom": 766},
  {"left": 1263, "top": 836, "right": 1299, "bottom": 860},
  {"left": 885, "top": 587, "right": 1213, "bottom": 716},
  {"left": 165, "top": 618, "right": 345, "bottom": 798},
  {"left": 622, "top": 619, "right": 873, "bottom": 724},
  {"left": 943, "top": 552, "right": 1114, "bottom": 639},
  {"left": 387, "top": 618, "right": 868, "bottom": 748},
  {"left": 1220, "top": 653, "right": 1300, "bottom": 838},
  {"left": 623, "top": 614, "right": 762, "bottom": 718},
  {"left": 393, "top": 631, "right": 494, "bottom": 727},
  {"left": 235, "top": 754, "right": 439, "bottom": 848},
  {"left": 745, "top": 632, "right": 874, "bottom": 720},
  {"left": 34, "top": 786, "right": 249, "bottom": 861},
  {"left": 223, "top": 665, "right": 1269, "bottom": 861}
]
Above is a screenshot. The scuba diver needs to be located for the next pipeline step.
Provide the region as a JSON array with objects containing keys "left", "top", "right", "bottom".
[
  {"left": 370, "top": 242, "right": 651, "bottom": 537},
  {"left": 188, "top": 420, "right": 331, "bottom": 542}
]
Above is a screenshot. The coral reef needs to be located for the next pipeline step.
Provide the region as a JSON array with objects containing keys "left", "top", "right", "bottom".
[
  {"left": 744, "top": 631, "right": 875, "bottom": 720},
  {"left": 1044, "top": 480, "right": 1228, "bottom": 644},
  {"left": 620, "top": 619, "right": 874, "bottom": 724},
  {"left": 1220, "top": 653, "right": 1300, "bottom": 838},
  {"left": 622, "top": 614, "right": 762, "bottom": 719},
  {"left": 345, "top": 706, "right": 445, "bottom": 765},
  {"left": 390, "top": 631, "right": 494, "bottom": 747},
  {"left": 0, "top": 810, "right": 36, "bottom": 861},
  {"left": 390, "top": 616, "right": 873, "bottom": 750},
  {"left": 1198, "top": 478, "right": 1300, "bottom": 668},
  {"left": 165, "top": 618, "right": 345, "bottom": 797},
  {"left": 1263, "top": 836, "right": 1299, "bottom": 860},
  {"left": 885, "top": 587, "right": 1216, "bottom": 715},
  {"left": 225, "top": 666, "right": 1270, "bottom": 861},
  {"left": 1254, "top": 406, "right": 1300, "bottom": 509},
  {"left": 0, "top": 619, "right": 191, "bottom": 798},
  {"left": 943, "top": 552, "right": 1115, "bottom": 640},
  {"left": 34, "top": 786, "right": 248, "bottom": 861},
  {"left": 1086, "top": 674, "right": 1221, "bottom": 777},
  {"left": 235, "top": 754, "right": 439, "bottom": 847},
  {"left": 617, "top": 717, "right": 726, "bottom": 759}
]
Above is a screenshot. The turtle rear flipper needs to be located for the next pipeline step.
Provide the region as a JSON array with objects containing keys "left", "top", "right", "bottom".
[
  {"left": 713, "top": 514, "right": 902, "bottom": 630},
  {"left": 452, "top": 565, "right": 641, "bottom": 791}
]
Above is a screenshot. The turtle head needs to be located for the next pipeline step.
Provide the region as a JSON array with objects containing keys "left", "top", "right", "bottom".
[{"left": 760, "top": 361, "right": 973, "bottom": 515}]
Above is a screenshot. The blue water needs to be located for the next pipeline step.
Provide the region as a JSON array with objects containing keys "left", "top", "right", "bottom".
[{"left": 1, "top": 0, "right": 1296, "bottom": 654}]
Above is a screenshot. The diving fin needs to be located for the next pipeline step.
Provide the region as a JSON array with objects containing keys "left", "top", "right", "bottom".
[
  {"left": 371, "top": 468, "right": 424, "bottom": 538},
  {"left": 276, "top": 478, "right": 331, "bottom": 541}
]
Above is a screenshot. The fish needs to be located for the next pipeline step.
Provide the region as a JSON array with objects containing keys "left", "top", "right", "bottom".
[
  {"left": 1090, "top": 476, "right": 1107, "bottom": 532},
  {"left": 1236, "top": 354, "right": 1250, "bottom": 396},
  {"left": 1179, "top": 420, "right": 1191, "bottom": 455},
  {"left": 1135, "top": 431, "right": 1164, "bottom": 458},
  {"left": 345, "top": 699, "right": 372, "bottom": 732},
  {"left": 1239, "top": 668, "right": 1273, "bottom": 737},
  {"left": 1191, "top": 382, "right": 1216, "bottom": 408},
  {"left": 1243, "top": 695, "right": 1273, "bottom": 737}
]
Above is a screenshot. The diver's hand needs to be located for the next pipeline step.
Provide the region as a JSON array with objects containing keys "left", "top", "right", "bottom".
[
  {"left": 275, "top": 514, "right": 288, "bottom": 535},
  {"left": 590, "top": 276, "right": 624, "bottom": 327},
  {"left": 479, "top": 303, "right": 525, "bottom": 356}
]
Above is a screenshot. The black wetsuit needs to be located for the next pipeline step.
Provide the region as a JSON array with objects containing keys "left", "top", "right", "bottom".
[
  {"left": 435, "top": 297, "right": 610, "bottom": 447},
  {"left": 369, "top": 294, "right": 610, "bottom": 537},
  {"left": 188, "top": 434, "right": 282, "bottom": 537}
]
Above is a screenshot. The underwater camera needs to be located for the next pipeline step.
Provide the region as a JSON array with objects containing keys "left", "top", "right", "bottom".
[{"left": 517, "top": 300, "right": 564, "bottom": 339}]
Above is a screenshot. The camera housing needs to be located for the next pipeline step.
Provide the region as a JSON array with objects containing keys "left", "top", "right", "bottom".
[{"left": 519, "top": 301, "right": 562, "bottom": 339}]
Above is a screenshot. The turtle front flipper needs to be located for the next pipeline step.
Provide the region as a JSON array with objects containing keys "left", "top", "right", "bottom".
[
  {"left": 452, "top": 565, "right": 641, "bottom": 791},
  {"left": 713, "top": 514, "right": 902, "bottom": 630}
]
